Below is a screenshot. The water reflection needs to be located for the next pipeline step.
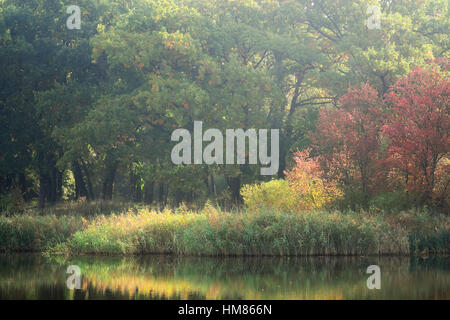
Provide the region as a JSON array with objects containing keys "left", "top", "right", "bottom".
[{"left": 0, "top": 254, "right": 448, "bottom": 299}]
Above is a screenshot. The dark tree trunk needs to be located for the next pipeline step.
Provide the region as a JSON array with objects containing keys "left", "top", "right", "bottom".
[
  {"left": 208, "top": 174, "right": 216, "bottom": 196},
  {"left": 174, "top": 188, "right": 183, "bottom": 206},
  {"left": 48, "top": 169, "right": 56, "bottom": 203},
  {"left": 129, "top": 168, "right": 137, "bottom": 201},
  {"left": 144, "top": 180, "right": 154, "bottom": 204},
  {"left": 18, "top": 173, "right": 26, "bottom": 198},
  {"left": 130, "top": 169, "right": 142, "bottom": 202},
  {"left": 54, "top": 167, "right": 63, "bottom": 202},
  {"left": 72, "top": 161, "right": 88, "bottom": 199},
  {"left": 157, "top": 182, "right": 163, "bottom": 204},
  {"left": 135, "top": 182, "right": 142, "bottom": 202},
  {"left": 129, "top": 168, "right": 143, "bottom": 202},
  {"left": 226, "top": 174, "right": 241, "bottom": 204},
  {"left": 163, "top": 183, "right": 169, "bottom": 207},
  {"left": 38, "top": 173, "right": 49, "bottom": 208},
  {"left": 1, "top": 175, "right": 13, "bottom": 193},
  {"left": 102, "top": 161, "right": 118, "bottom": 200},
  {"left": 156, "top": 182, "right": 168, "bottom": 208},
  {"left": 81, "top": 161, "right": 95, "bottom": 200}
]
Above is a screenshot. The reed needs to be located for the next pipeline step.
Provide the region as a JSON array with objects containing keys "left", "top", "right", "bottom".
[
  {"left": 0, "top": 214, "right": 84, "bottom": 252},
  {"left": 49, "top": 207, "right": 448, "bottom": 256}
]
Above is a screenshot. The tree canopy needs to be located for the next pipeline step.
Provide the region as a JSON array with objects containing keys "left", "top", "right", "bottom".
[{"left": 1, "top": 0, "right": 448, "bottom": 210}]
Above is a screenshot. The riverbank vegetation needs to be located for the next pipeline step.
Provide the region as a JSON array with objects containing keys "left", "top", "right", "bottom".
[
  {"left": 0, "top": 202, "right": 448, "bottom": 256},
  {"left": 0, "top": 1, "right": 448, "bottom": 257},
  {"left": 53, "top": 208, "right": 448, "bottom": 256}
]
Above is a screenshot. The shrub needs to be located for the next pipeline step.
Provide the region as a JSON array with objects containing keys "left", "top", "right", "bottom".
[
  {"left": 0, "top": 193, "right": 12, "bottom": 215},
  {"left": 240, "top": 180, "right": 298, "bottom": 212},
  {"left": 241, "top": 151, "right": 343, "bottom": 213},
  {"left": 409, "top": 230, "right": 450, "bottom": 254},
  {"left": 334, "top": 189, "right": 367, "bottom": 211},
  {"left": 285, "top": 149, "right": 342, "bottom": 209},
  {"left": 369, "top": 191, "right": 412, "bottom": 212},
  {"left": 0, "top": 187, "right": 25, "bottom": 216},
  {"left": 10, "top": 186, "right": 25, "bottom": 214}
]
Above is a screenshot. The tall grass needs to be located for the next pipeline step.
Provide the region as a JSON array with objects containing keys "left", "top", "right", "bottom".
[
  {"left": 35, "top": 200, "right": 136, "bottom": 217},
  {"left": 2, "top": 204, "right": 447, "bottom": 256},
  {"left": 0, "top": 200, "right": 136, "bottom": 252},
  {"left": 50, "top": 208, "right": 448, "bottom": 256},
  {"left": 0, "top": 214, "right": 84, "bottom": 252}
]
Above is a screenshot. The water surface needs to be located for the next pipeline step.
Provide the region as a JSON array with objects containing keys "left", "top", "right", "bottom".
[{"left": 0, "top": 254, "right": 448, "bottom": 299}]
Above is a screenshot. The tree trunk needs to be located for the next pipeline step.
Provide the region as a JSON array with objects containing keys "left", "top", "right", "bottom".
[
  {"left": 54, "top": 167, "right": 63, "bottom": 202},
  {"left": 81, "top": 161, "right": 95, "bottom": 200},
  {"left": 208, "top": 174, "right": 216, "bottom": 196},
  {"left": 38, "top": 173, "right": 49, "bottom": 208},
  {"left": 157, "top": 182, "right": 164, "bottom": 204},
  {"left": 226, "top": 174, "right": 241, "bottom": 204},
  {"left": 129, "top": 168, "right": 137, "bottom": 201},
  {"left": 72, "top": 161, "right": 88, "bottom": 199},
  {"left": 129, "top": 168, "right": 143, "bottom": 202},
  {"left": 144, "top": 180, "right": 154, "bottom": 204},
  {"left": 102, "top": 161, "right": 118, "bottom": 200},
  {"left": 18, "top": 173, "right": 27, "bottom": 199},
  {"left": 163, "top": 183, "right": 169, "bottom": 207},
  {"left": 135, "top": 182, "right": 142, "bottom": 202}
]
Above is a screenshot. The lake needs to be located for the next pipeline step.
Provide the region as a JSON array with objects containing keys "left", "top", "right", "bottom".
[{"left": 0, "top": 254, "right": 448, "bottom": 299}]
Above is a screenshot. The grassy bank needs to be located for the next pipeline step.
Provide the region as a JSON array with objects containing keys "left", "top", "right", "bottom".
[
  {"left": 0, "top": 201, "right": 135, "bottom": 252},
  {"left": 44, "top": 207, "right": 449, "bottom": 256},
  {"left": 0, "top": 214, "right": 84, "bottom": 252},
  {"left": 1, "top": 203, "right": 448, "bottom": 256}
]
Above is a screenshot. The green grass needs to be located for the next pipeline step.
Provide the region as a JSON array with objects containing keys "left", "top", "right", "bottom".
[
  {"left": 0, "top": 214, "right": 84, "bottom": 252},
  {"left": 0, "top": 200, "right": 136, "bottom": 252},
  {"left": 1, "top": 202, "right": 448, "bottom": 256},
  {"left": 49, "top": 207, "right": 448, "bottom": 256}
]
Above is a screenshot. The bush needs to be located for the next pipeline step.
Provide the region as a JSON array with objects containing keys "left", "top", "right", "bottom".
[
  {"left": 0, "top": 187, "right": 26, "bottom": 216},
  {"left": 409, "top": 230, "right": 450, "bottom": 254},
  {"left": 241, "top": 180, "right": 298, "bottom": 212},
  {"left": 285, "top": 149, "right": 342, "bottom": 209},
  {"left": 334, "top": 189, "right": 367, "bottom": 211},
  {"left": 0, "top": 193, "right": 12, "bottom": 215},
  {"left": 241, "top": 150, "right": 343, "bottom": 213},
  {"left": 369, "top": 191, "right": 412, "bottom": 212},
  {"left": 10, "top": 186, "right": 25, "bottom": 214}
]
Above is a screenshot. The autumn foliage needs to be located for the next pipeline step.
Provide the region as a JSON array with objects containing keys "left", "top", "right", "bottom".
[
  {"left": 308, "top": 60, "right": 449, "bottom": 210},
  {"left": 240, "top": 179, "right": 299, "bottom": 212},
  {"left": 383, "top": 63, "right": 449, "bottom": 205},
  {"left": 285, "top": 149, "right": 342, "bottom": 209},
  {"left": 312, "top": 83, "right": 385, "bottom": 205}
]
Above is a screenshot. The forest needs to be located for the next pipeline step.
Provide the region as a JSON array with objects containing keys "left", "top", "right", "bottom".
[
  {"left": 1, "top": 0, "right": 448, "bottom": 211},
  {"left": 0, "top": 0, "right": 449, "bottom": 257}
]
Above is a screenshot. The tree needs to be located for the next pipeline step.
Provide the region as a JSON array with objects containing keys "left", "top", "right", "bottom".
[
  {"left": 1, "top": 0, "right": 448, "bottom": 210},
  {"left": 383, "top": 60, "right": 449, "bottom": 205},
  {"left": 313, "top": 83, "right": 385, "bottom": 206}
]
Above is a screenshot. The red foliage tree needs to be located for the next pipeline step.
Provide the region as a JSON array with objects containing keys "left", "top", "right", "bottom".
[
  {"left": 312, "top": 83, "right": 385, "bottom": 205},
  {"left": 383, "top": 61, "right": 449, "bottom": 205}
]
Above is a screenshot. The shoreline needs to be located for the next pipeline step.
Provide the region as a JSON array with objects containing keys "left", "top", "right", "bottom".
[
  {"left": 2, "top": 250, "right": 448, "bottom": 259},
  {"left": 2, "top": 208, "right": 448, "bottom": 257}
]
